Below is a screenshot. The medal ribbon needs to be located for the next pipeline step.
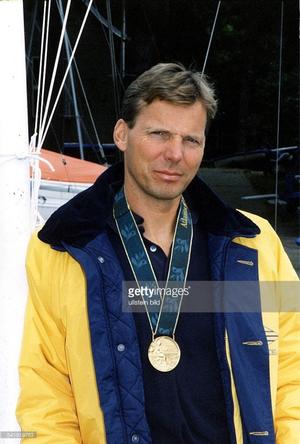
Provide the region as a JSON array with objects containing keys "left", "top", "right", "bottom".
[{"left": 113, "top": 187, "right": 193, "bottom": 336}]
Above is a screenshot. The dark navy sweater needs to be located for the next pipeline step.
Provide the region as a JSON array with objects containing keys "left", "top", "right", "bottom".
[{"left": 107, "top": 213, "right": 230, "bottom": 444}]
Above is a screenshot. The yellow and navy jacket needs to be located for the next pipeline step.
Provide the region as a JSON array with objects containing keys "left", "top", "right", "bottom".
[{"left": 17, "top": 163, "right": 300, "bottom": 443}]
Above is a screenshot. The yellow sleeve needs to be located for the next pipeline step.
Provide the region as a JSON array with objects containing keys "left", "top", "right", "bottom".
[
  {"left": 16, "top": 234, "right": 82, "bottom": 443},
  {"left": 274, "top": 233, "right": 300, "bottom": 444}
]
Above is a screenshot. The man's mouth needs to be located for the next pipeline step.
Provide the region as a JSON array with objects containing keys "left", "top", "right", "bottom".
[{"left": 154, "top": 170, "right": 183, "bottom": 181}]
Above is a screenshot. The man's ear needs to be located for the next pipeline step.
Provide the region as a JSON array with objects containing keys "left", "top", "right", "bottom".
[{"left": 113, "top": 119, "right": 128, "bottom": 152}]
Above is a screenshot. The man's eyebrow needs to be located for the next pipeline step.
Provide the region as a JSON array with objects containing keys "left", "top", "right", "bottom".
[
  {"left": 143, "top": 127, "right": 205, "bottom": 141},
  {"left": 183, "top": 134, "right": 205, "bottom": 142},
  {"left": 144, "top": 126, "right": 170, "bottom": 132}
]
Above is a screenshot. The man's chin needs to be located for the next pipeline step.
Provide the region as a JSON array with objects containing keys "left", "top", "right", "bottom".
[{"left": 145, "top": 185, "right": 186, "bottom": 202}]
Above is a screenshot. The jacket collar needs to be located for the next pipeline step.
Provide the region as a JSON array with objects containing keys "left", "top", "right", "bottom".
[{"left": 38, "top": 162, "right": 260, "bottom": 247}]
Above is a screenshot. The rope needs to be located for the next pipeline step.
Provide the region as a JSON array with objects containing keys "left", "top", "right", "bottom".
[
  {"left": 34, "top": 1, "right": 47, "bottom": 136},
  {"left": 0, "top": 146, "right": 55, "bottom": 229},
  {"left": 38, "top": 0, "right": 94, "bottom": 150},
  {"left": 202, "top": 1, "right": 221, "bottom": 74},
  {"left": 31, "top": 0, "right": 54, "bottom": 229},
  {"left": 39, "top": 0, "right": 52, "bottom": 137},
  {"left": 27, "top": 0, "right": 96, "bottom": 228},
  {"left": 29, "top": 132, "right": 56, "bottom": 229},
  {"left": 38, "top": 0, "right": 72, "bottom": 148},
  {"left": 28, "top": 0, "right": 95, "bottom": 228},
  {"left": 0, "top": 150, "right": 54, "bottom": 171},
  {"left": 27, "top": 54, "right": 61, "bottom": 153},
  {"left": 274, "top": 1, "right": 284, "bottom": 232}
]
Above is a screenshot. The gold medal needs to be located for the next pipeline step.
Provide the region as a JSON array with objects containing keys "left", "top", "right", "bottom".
[
  {"left": 148, "top": 336, "right": 181, "bottom": 372},
  {"left": 114, "top": 189, "right": 193, "bottom": 372}
]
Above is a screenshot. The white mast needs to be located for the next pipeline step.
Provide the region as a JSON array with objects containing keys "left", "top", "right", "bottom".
[{"left": 0, "top": 0, "right": 30, "bottom": 439}]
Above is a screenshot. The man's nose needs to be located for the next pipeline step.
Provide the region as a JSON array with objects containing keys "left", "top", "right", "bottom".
[{"left": 164, "top": 135, "right": 184, "bottom": 162}]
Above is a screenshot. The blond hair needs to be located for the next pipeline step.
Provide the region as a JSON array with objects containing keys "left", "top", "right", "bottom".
[{"left": 121, "top": 62, "right": 217, "bottom": 128}]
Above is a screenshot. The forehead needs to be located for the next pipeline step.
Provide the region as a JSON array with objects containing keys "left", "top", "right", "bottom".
[{"left": 133, "top": 99, "right": 207, "bottom": 134}]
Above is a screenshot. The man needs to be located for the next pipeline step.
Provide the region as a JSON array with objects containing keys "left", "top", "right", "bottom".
[{"left": 17, "top": 63, "right": 300, "bottom": 443}]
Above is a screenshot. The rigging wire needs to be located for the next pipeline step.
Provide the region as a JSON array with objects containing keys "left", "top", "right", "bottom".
[
  {"left": 103, "top": 29, "right": 125, "bottom": 93},
  {"left": 81, "top": 0, "right": 124, "bottom": 38},
  {"left": 57, "top": 0, "right": 85, "bottom": 160},
  {"left": 202, "top": 1, "right": 221, "bottom": 74},
  {"left": 26, "top": 0, "right": 39, "bottom": 74},
  {"left": 86, "top": 1, "right": 125, "bottom": 92},
  {"left": 39, "top": 0, "right": 52, "bottom": 137},
  {"left": 274, "top": 1, "right": 284, "bottom": 232},
  {"left": 33, "top": 1, "right": 47, "bottom": 136},
  {"left": 92, "top": 8, "right": 122, "bottom": 89},
  {"left": 38, "top": 0, "right": 72, "bottom": 148},
  {"left": 38, "top": 0, "right": 94, "bottom": 150},
  {"left": 73, "top": 59, "right": 107, "bottom": 162},
  {"left": 29, "top": 0, "right": 94, "bottom": 228},
  {"left": 106, "top": 0, "right": 121, "bottom": 119},
  {"left": 79, "top": 119, "right": 104, "bottom": 164},
  {"left": 31, "top": 0, "right": 106, "bottom": 162},
  {"left": 61, "top": 28, "right": 107, "bottom": 163},
  {"left": 27, "top": 54, "right": 61, "bottom": 154},
  {"left": 30, "top": 1, "right": 49, "bottom": 229}
]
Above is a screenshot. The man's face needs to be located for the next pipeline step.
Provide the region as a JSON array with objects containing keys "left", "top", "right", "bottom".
[{"left": 114, "top": 99, "right": 207, "bottom": 202}]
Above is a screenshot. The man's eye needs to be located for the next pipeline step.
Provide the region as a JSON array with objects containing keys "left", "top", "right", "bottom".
[
  {"left": 150, "top": 131, "right": 169, "bottom": 139},
  {"left": 152, "top": 131, "right": 166, "bottom": 136},
  {"left": 185, "top": 137, "right": 201, "bottom": 146}
]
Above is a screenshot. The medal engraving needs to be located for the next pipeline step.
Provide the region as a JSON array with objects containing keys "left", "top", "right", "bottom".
[{"left": 148, "top": 336, "right": 181, "bottom": 372}]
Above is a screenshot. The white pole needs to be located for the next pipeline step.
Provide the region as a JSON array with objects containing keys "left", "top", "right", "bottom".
[{"left": 0, "top": 1, "right": 30, "bottom": 441}]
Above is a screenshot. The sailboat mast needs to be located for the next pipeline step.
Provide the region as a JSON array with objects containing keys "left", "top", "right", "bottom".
[{"left": 0, "top": 0, "right": 30, "bottom": 435}]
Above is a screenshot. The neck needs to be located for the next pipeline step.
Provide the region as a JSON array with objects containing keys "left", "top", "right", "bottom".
[{"left": 124, "top": 185, "right": 181, "bottom": 255}]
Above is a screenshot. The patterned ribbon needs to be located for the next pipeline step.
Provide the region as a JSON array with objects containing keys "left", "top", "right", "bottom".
[{"left": 113, "top": 187, "right": 193, "bottom": 336}]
